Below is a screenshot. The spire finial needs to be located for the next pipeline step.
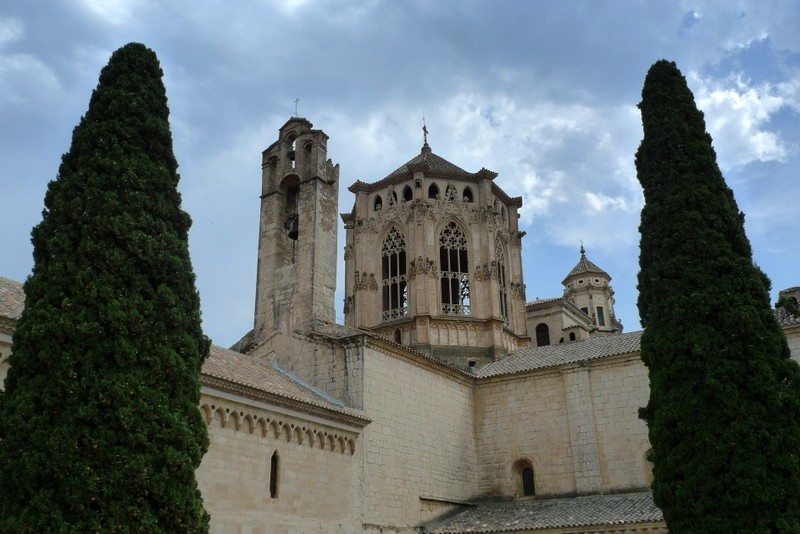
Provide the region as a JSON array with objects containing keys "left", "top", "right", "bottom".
[
  {"left": 422, "top": 115, "right": 429, "bottom": 147},
  {"left": 294, "top": 97, "right": 300, "bottom": 117},
  {"left": 580, "top": 240, "right": 585, "bottom": 256}
]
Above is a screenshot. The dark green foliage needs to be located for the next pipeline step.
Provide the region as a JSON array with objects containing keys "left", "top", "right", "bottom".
[
  {"left": 636, "top": 59, "right": 800, "bottom": 532},
  {"left": 0, "top": 43, "right": 210, "bottom": 532}
]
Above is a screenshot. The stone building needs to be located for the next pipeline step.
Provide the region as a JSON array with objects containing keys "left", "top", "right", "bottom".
[{"left": 2, "top": 117, "right": 799, "bottom": 533}]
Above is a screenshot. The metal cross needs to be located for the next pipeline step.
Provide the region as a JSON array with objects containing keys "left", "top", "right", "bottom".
[{"left": 294, "top": 98, "right": 300, "bottom": 116}]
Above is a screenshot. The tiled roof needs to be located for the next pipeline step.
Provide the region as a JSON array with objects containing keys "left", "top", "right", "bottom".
[
  {"left": 347, "top": 146, "right": 521, "bottom": 207},
  {"left": 383, "top": 146, "right": 471, "bottom": 181},
  {"left": 0, "top": 277, "right": 25, "bottom": 321},
  {"left": 477, "top": 331, "right": 643, "bottom": 378},
  {"left": 562, "top": 250, "right": 609, "bottom": 284},
  {"left": 776, "top": 307, "right": 800, "bottom": 329},
  {"left": 430, "top": 492, "right": 663, "bottom": 533},
  {"left": 202, "top": 345, "right": 369, "bottom": 424},
  {"left": 525, "top": 297, "right": 562, "bottom": 308}
]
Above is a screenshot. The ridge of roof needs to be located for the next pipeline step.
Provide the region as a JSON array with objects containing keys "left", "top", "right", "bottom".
[{"left": 526, "top": 297, "right": 563, "bottom": 308}]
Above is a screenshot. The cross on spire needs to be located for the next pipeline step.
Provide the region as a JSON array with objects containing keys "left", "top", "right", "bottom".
[
  {"left": 294, "top": 97, "right": 300, "bottom": 117},
  {"left": 422, "top": 115, "right": 429, "bottom": 146}
]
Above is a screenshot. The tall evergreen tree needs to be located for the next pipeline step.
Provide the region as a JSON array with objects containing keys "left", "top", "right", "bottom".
[
  {"left": 0, "top": 43, "right": 210, "bottom": 532},
  {"left": 636, "top": 59, "right": 800, "bottom": 532}
]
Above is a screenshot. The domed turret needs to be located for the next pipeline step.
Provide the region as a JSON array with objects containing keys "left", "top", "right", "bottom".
[{"left": 562, "top": 245, "right": 621, "bottom": 334}]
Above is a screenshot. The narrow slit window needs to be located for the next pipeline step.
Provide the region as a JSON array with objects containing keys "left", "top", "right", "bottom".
[
  {"left": 269, "top": 450, "right": 280, "bottom": 498},
  {"left": 496, "top": 238, "right": 508, "bottom": 322}
]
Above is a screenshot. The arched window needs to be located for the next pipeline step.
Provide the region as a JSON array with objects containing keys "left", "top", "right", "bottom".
[
  {"left": 394, "top": 328, "right": 402, "bottom": 344},
  {"left": 463, "top": 186, "right": 474, "bottom": 202},
  {"left": 387, "top": 190, "right": 398, "bottom": 206},
  {"left": 280, "top": 176, "right": 300, "bottom": 242},
  {"left": 439, "top": 221, "right": 470, "bottom": 316},
  {"left": 513, "top": 459, "right": 536, "bottom": 498},
  {"left": 382, "top": 226, "right": 408, "bottom": 321},
  {"left": 445, "top": 184, "right": 458, "bottom": 202},
  {"left": 522, "top": 467, "right": 536, "bottom": 496},
  {"left": 374, "top": 195, "right": 383, "bottom": 211},
  {"left": 535, "top": 323, "right": 550, "bottom": 346},
  {"left": 286, "top": 134, "right": 297, "bottom": 169},
  {"left": 403, "top": 185, "right": 413, "bottom": 202},
  {"left": 569, "top": 332, "right": 576, "bottom": 341},
  {"left": 496, "top": 238, "right": 508, "bottom": 322},
  {"left": 428, "top": 183, "right": 439, "bottom": 199},
  {"left": 269, "top": 450, "right": 280, "bottom": 498}
]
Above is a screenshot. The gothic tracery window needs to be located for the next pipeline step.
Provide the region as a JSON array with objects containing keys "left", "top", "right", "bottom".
[
  {"left": 496, "top": 238, "right": 508, "bottom": 322},
  {"left": 439, "top": 221, "right": 470, "bottom": 316},
  {"left": 445, "top": 184, "right": 458, "bottom": 202},
  {"left": 381, "top": 226, "right": 408, "bottom": 321}
]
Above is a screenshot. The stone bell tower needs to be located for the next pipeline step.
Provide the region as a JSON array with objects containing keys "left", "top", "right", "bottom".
[{"left": 252, "top": 118, "right": 339, "bottom": 345}]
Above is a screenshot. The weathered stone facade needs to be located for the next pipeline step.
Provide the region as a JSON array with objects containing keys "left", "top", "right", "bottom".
[
  {"left": 3, "top": 120, "right": 800, "bottom": 533},
  {"left": 342, "top": 143, "right": 530, "bottom": 368}
]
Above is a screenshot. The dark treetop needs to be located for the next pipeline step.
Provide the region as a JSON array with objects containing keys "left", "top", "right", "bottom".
[
  {"left": 0, "top": 43, "right": 210, "bottom": 533},
  {"left": 636, "top": 59, "right": 800, "bottom": 533}
]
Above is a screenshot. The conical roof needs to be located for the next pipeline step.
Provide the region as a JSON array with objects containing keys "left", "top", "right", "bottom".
[
  {"left": 383, "top": 144, "right": 471, "bottom": 180},
  {"left": 562, "top": 246, "right": 610, "bottom": 285},
  {"left": 348, "top": 144, "right": 477, "bottom": 194}
]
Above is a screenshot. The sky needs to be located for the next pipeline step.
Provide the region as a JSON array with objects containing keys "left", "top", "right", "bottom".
[{"left": 1, "top": 1, "right": 799, "bottom": 348}]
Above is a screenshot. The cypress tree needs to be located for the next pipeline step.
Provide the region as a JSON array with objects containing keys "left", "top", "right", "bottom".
[
  {"left": 636, "top": 59, "right": 800, "bottom": 532},
  {"left": 0, "top": 43, "right": 210, "bottom": 532}
]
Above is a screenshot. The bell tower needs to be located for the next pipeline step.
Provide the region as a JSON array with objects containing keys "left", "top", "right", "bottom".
[{"left": 253, "top": 118, "right": 339, "bottom": 344}]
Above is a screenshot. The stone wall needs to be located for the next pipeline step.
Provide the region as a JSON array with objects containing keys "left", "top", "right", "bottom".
[
  {"left": 197, "top": 391, "right": 361, "bottom": 534},
  {"left": 474, "top": 354, "right": 651, "bottom": 498},
  {"left": 787, "top": 327, "right": 800, "bottom": 361},
  {"left": 359, "top": 343, "right": 478, "bottom": 532}
]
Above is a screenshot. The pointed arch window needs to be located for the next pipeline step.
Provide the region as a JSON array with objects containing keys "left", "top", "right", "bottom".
[
  {"left": 439, "top": 221, "right": 470, "bottom": 316},
  {"left": 463, "top": 186, "right": 474, "bottom": 202},
  {"left": 382, "top": 226, "right": 408, "bottom": 321},
  {"left": 445, "top": 184, "right": 458, "bottom": 202},
  {"left": 428, "top": 183, "right": 439, "bottom": 199},
  {"left": 496, "top": 238, "right": 508, "bottom": 322},
  {"left": 402, "top": 185, "right": 413, "bottom": 202}
]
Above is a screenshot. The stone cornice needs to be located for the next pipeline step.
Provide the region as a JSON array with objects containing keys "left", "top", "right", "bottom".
[{"left": 201, "top": 374, "right": 371, "bottom": 429}]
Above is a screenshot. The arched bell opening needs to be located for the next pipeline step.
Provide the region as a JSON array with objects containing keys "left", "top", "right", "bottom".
[{"left": 280, "top": 175, "right": 300, "bottom": 241}]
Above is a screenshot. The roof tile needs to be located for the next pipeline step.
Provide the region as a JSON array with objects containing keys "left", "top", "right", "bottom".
[
  {"left": 477, "top": 331, "right": 643, "bottom": 378},
  {"left": 430, "top": 492, "right": 663, "bottom": 533},
  {"left": 0, "top": 277, "right": 25, "bottom": 321}
]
